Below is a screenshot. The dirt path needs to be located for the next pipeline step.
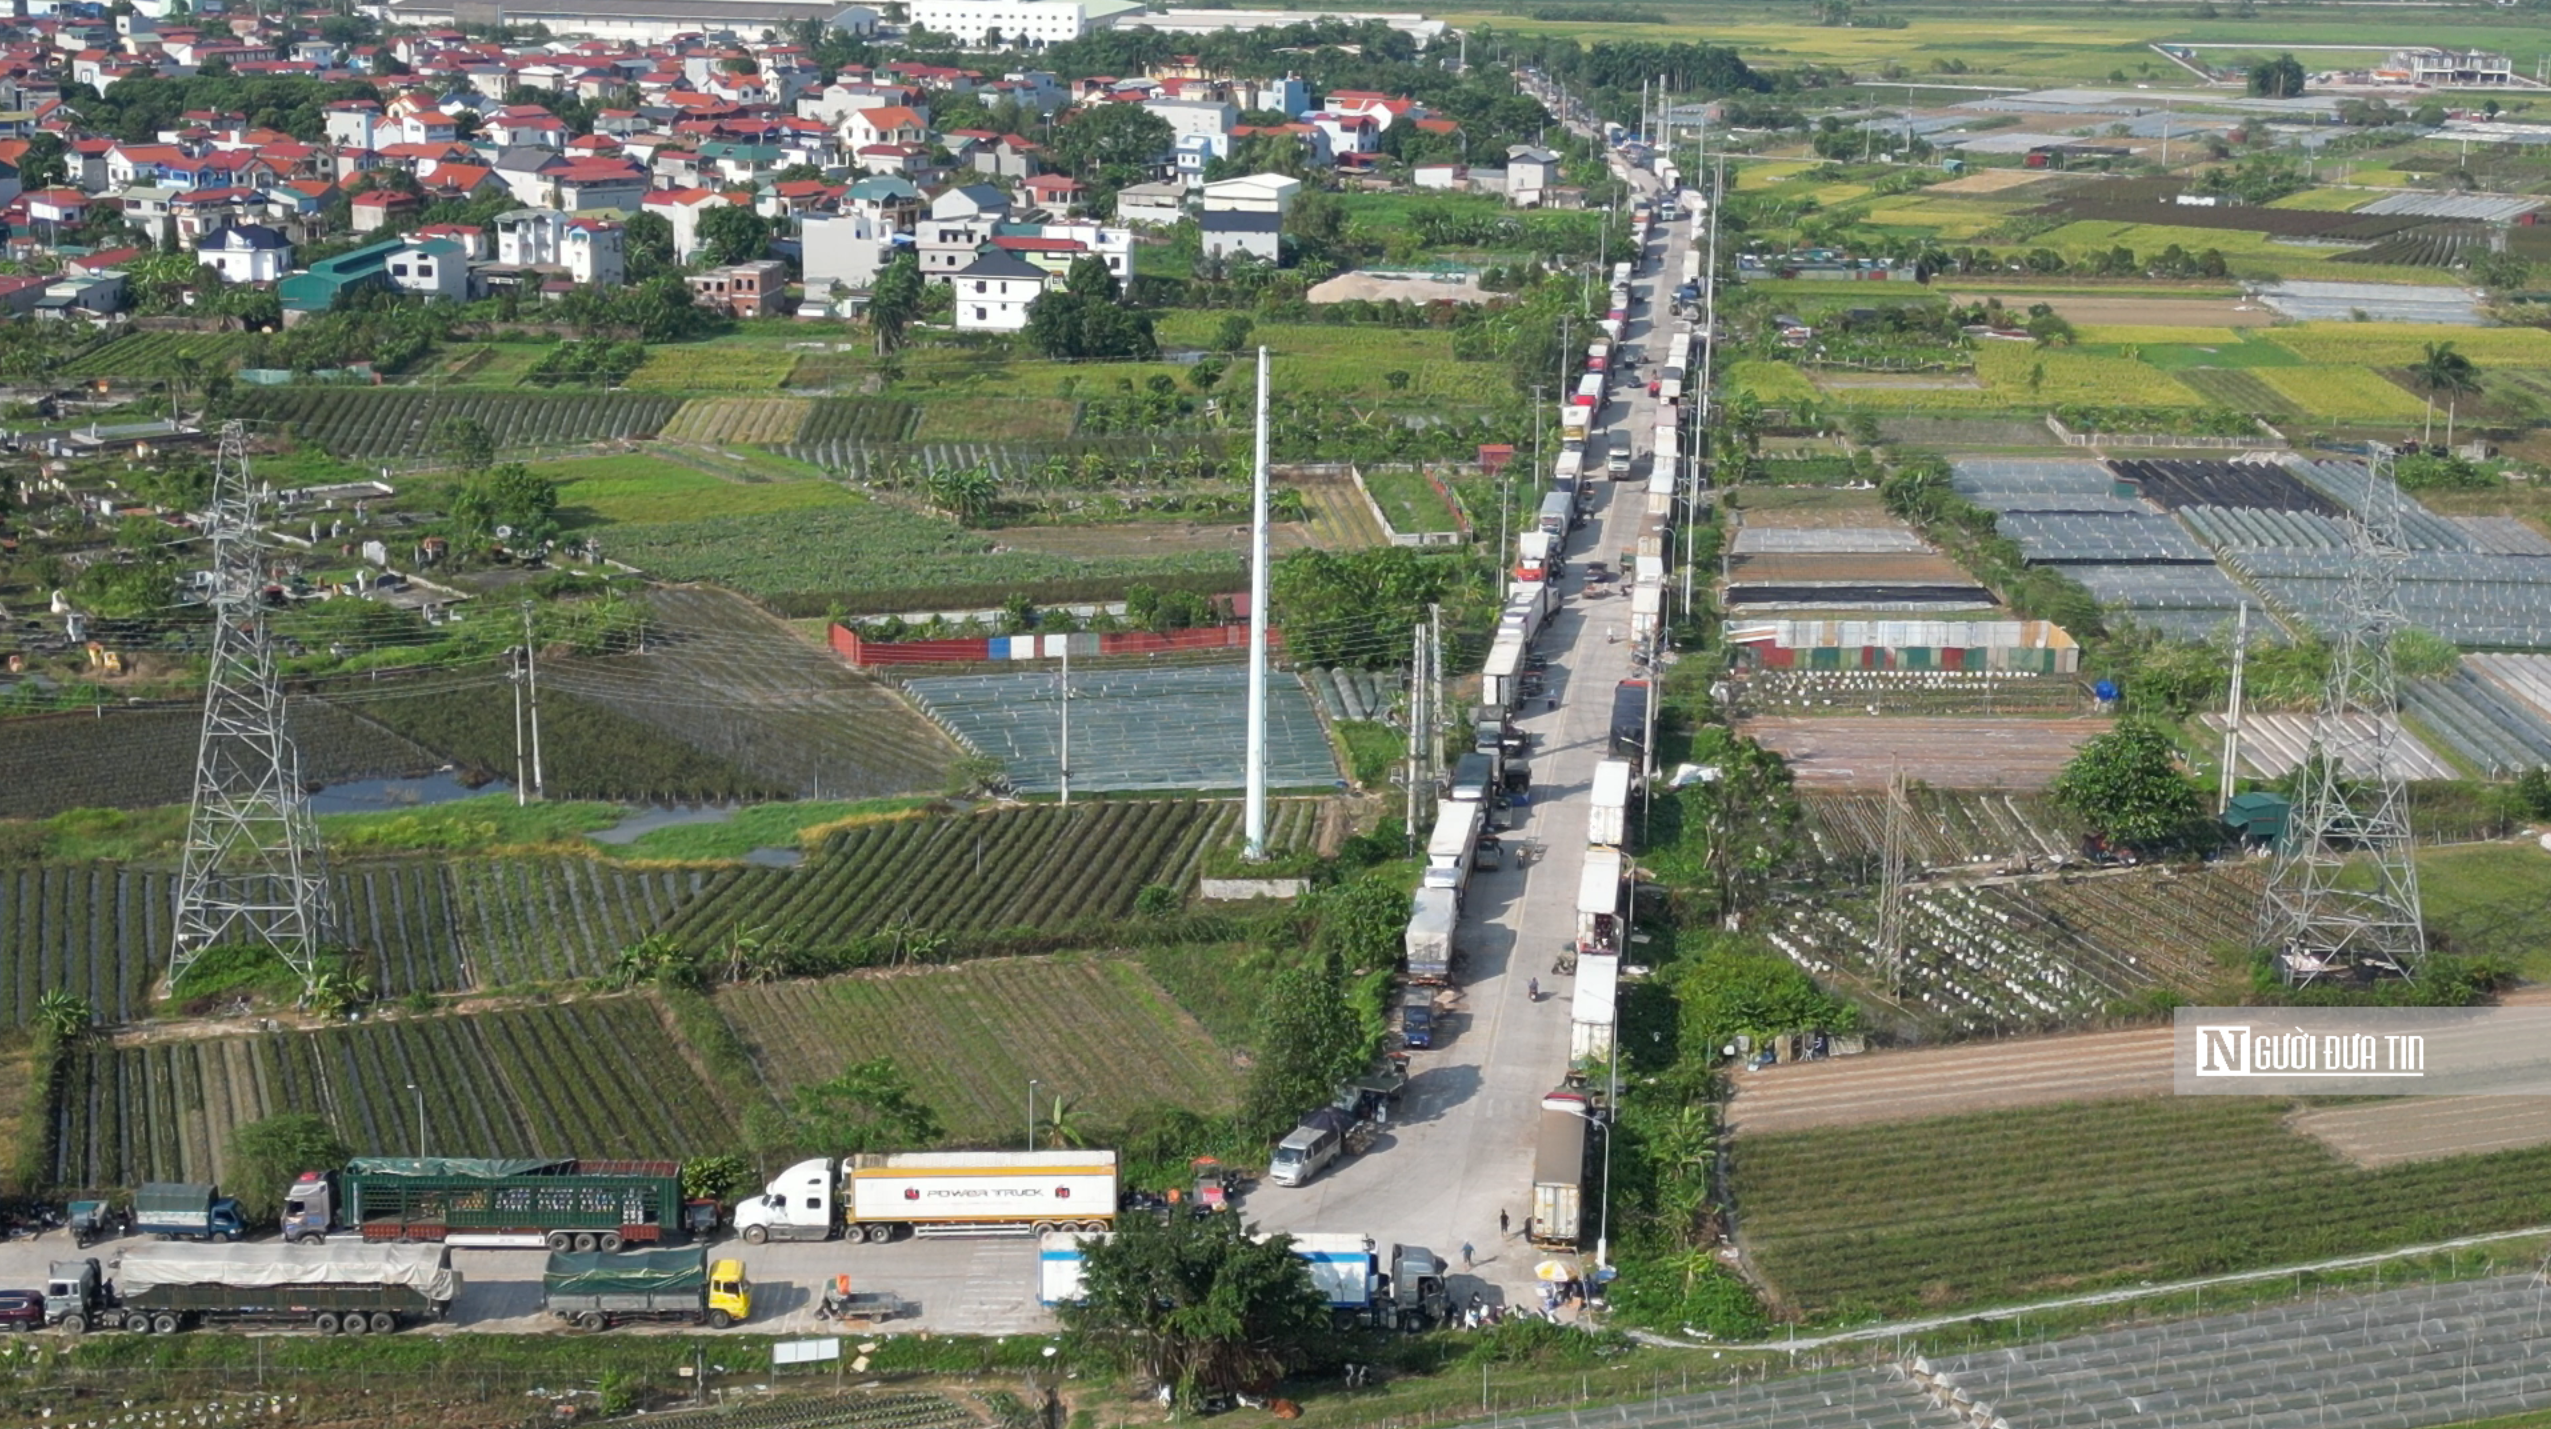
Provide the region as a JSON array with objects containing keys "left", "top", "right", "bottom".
[{"left": 1726, "top": 1026, "right": 2174, "bottom": 1135}]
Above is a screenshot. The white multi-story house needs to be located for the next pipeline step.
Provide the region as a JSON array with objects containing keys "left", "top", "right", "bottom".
[
  {"left": 905, "top": 0, "right": 1135, "bottom": 47},
  {"left": 802, "top": 209, "right": 896, "bottom": 298},
  {"left": 494, "top": 207, "right": 625, "bottom": 286},
  {"left": 199, "top": 223, "right": 291, "bottom": 283},
  {"left": 384, "top": 236, "right": 471, "bottom": 302},
  {"left": 950, "top": 248, "right": 1051, "bottom": 331}
]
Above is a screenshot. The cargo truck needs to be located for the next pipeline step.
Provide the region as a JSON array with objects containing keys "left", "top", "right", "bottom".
[
  {"left": 1289, "top": 1235, "right": 1451, "bottom": 1328},
  {"left": 285, "top": 1157, "right": 686, "bottom": 1251},
  {"left": 46, "top": 1243, "right": 458, "bottom": 1336},
  {"left": 1609, "top": 680, "right": 1650, "bottom": 759},
  {"left": 734, "top": 1151, "right": 1118, "bottom": 1244},
  {"left": 1536, "top": 490, "right": 1572, "bottom": 536},
  {"left": 133, "top": 1183, "right": 247, "bottom": 1243},
  {"left": 1529, "top": 1101, "right": 1586, "bottom": 1250},
  {"left": 1448, "top": 750, "right": 1497, "bottom": 802},
  {"left": 1570, "top": 953, "right": 1620, "bottom": 1062},
  {"left": 1425, "top": 800, "right": 1484, "bottom": 871},
  {"left": 1577, "top": 848, "right": 1625, "bottom": 958},
  {"left": 1588, "top": 759, "right": 1633, "bottom": 849},
  {"left": 1404, "top": 885, "right": 1457, "bottom": 985},
  {"left": 1480, "top": 632, "right": 1527, "bottom": 711},
  {"left": 543, "top": 1247, "right": 749, "bottom": 1330}
]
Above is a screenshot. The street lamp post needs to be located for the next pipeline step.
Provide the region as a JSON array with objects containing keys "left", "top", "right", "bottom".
[
  {"left": 1027, "top": 1078, "right": 1043, "bottom": 1150},
  {"left": 405, "top": 1082, "right": 426, "bottom": 1158}
]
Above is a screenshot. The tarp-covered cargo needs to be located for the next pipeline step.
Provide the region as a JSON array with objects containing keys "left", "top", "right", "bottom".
[
  {"left": 135, "top": 1184, "right": 214, "bottom": 1217},
  {"left": 543, "top": 1247, "right": 704, "bottom": 1297},
  {"left": 118, "top": 1242, "right": 460, "bottom": 1300}
]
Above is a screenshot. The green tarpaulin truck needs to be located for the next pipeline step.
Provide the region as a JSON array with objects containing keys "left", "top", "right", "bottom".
[
  {"left": 285, "top": 1157, "right": 686, "bottom": 1251},
  {"left": 542, "top": 1247, "right": 750, "bottom": 1330}
]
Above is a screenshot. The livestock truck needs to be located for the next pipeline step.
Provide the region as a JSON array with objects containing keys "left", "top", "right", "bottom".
[
  {"left": 132, "top": 1183, "right": 248, "bottom": 1242},
  {"left": 285, "top": 1157, "right": 688, "bottom": 1251},
  {"left": 45, "top": 1243, "right": 458, "bottom": 1335},
  {"left": 734, "top": 1151, "right": 1119, "bottom": 1244},
  {"left": 543, "top": 1247, "right": 750, "bottom": 1330}
]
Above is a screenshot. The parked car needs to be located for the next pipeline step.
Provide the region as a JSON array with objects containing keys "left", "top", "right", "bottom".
[{"left": 0, "top": 1291, "right": 45, "bottom": 1331}]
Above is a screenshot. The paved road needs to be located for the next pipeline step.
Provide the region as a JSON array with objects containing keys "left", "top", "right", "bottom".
[{"left": 1245, "top": 165, "right": 1698, "bottom": 1304}]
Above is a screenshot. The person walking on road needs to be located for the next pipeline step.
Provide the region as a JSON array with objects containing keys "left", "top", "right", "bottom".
[
  {"left": 1499, "top": 1208, "right": 1511, "bottom": 1238},
  {"left": 1461, "top": 1241, "right": 1475, "bottom": 1270},
  {"left": 1527, "top": 977, "right": 1540, "bottom": 1002}
]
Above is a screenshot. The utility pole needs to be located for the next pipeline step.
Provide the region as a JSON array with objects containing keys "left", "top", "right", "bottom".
[
  {"left": 1404, "top": 623, "right": 1425, "bottom": 853},
  {"left": 1243, "top": 344, "right": 1270, "bottom": 860},
  {"left": 2219, "top": 603, "right": 2249, "bottom": 813},
  {"left": 520, "top": 602, "right": 543, "bottom": 799},
  {"left": 1428, "top": 604, "right": 1445, "bottom": 790},
  {"left": 1058, "top": 638, "right": 1071, "bottom": 808},
  {"left": 510, "top": 645, "right": 529, "bottom": 808}
]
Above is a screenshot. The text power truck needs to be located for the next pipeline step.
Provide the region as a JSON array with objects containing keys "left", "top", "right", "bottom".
[
  {"left": 543, "top": 1247, "right": 749, "bottom": 1330},
  {"left": 133, "top": 1183, "right": 248, "bottom": 1242},
  {"left": 735, "top": 1151, "right": 1119, "bottom": 1245},
  {"left": 46, "top": 1243, "right": 459, "bottom": 1335},
  {"left": 285, "top": 1157, "right": 687, "bottom": 1252}
]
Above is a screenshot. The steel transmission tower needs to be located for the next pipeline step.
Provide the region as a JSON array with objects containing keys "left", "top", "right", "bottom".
[
  {"left": 170, "top": 422, "right": 335, "bottom": 989},
  {"left": 2257, "top": 448, "right": 2424, "bottom": 986}
]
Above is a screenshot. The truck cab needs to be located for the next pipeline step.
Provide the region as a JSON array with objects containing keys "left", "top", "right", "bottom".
[
  {"left": 735, "top": 1158, "right": 841, "bottom": 1244},
  {"left": 44, "top": 1259, "right": 105, "bottom": 1332},
  {"left": 706, "top": 1259, "right": 752, "bottom": 1325},
  {"left": 1385, "top": 1244, "right": 1450, "bottom": 1329}
]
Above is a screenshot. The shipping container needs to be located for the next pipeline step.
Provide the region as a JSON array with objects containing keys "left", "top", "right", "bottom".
[
  {"left": 1587, "top": 759, "right": 1633, "bottom": 849},
  {"left": 1570, "top": 953, "right": 1620, "bottom": 1061},
  {"left": 1528, "top": 1108, "right": 1585, "bottom": 1248}
]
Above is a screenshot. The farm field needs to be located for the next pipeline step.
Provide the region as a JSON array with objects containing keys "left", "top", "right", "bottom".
[
  {"left": 1360, "top": 466, "right": 1462, "bottom": 535},
  {"left": 539, "top": 584, "right": 957, "bottom": 799},
  {"left": 231, "top": 388, "right": 683, "bottom": 459},
  {"left": 657, "top": 799, "right": 1257, "bottom": 952},
  {"left": 336, "top": 677, "right": 791, "bottom": 804},
  {"left": 1736, "top": 716, "right": 2110, "bottom": 790},
  {"left": 0, "top": 854, "right": 726, "bottom": 1021},
  {"left": 2292, "top": 1098, "right": 2551, "bottom": 1169},
  {"left": 2263, "top": 324, "right": 2551, "bottom": 367},
  {"left": 625, "top": 346, "right": 801, "bottom": 391},
  {"left": 2254, "top": 366, "right": 2434, "bottom": 422},
  {"left": 51, "top": 995, "right": 736, "bottom": 1187},
  {"left": 0, "top": 703, "right": 436, "bottom": 820},
  {"left": 2417, "top": 842, "right": 2551, "bottom": 983},
  {"left": 659, "top": 397, "right": 814, "bottom": 444},
  {"left": 542, "top": 453, "right": 857, "bottom": 528},
  {"left": 716, "top": 956, "right": 1236, "bottom": 1144},
  {"left": 1731, "top": 1095, "right": 2551, "bottom": 1320},
  {"left": 62, "top": 332, "right": 262, "bottom": 379},
  {"left": 1725, "top": 1026, "right": 2172, "bottom": 1135}
]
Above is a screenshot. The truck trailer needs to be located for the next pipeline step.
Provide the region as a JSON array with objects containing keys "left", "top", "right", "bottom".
[
  {"left": 47, "top": 1243, "right": 458, "bottom": 1336},
  {"left": 1403, "top": 885, "right": 1458, "bottom": 985},
  {"left": 735, "top": 1151, "right": 1119, "bottom": 1244},
  {"left": 543, "top": 1247, "right": 749, "bottom": 1330},
  {"left": 286, "top": 1157, "right": 686, "bottom": 1251},
  {"left": 1529, "top": 1106, "right": 1586, "bottom": 1249},
  {"left": 1588, "top": 759, "right": 1633, "bottom": 850},
  {"left": 1577, "top": 848, "right": 1626, "bottom": 957},
  {"left": 1608, "top": 680, "right": 1650, "bottom": 760}
]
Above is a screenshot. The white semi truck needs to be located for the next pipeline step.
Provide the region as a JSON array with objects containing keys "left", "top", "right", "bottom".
[{"left": 735, "top": 1152, "right": 1118, "bottom": 1244}]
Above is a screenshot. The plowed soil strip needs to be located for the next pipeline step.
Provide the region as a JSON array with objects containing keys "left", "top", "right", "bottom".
[
  {"left": 2293, "top": 1098, "right": 2551, "bottom": 1168},
  {"left": 1727, "top": 1027, "right": 2174, "bottom": 1135}
]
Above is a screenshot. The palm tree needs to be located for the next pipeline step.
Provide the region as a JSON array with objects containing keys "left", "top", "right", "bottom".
[{"left": 2411, "top": 340, "right": 2481, "bottom": 396}]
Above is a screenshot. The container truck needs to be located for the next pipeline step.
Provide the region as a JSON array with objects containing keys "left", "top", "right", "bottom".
[
  {"left": 1481, "top": 631, "right": 1527, "bottom": 711},
  {"left": 1448, "top": 750, "right": 1497, "bottom": 802},
  {"left": 285, "top": 1157, "right": 686, "bottom": 1251},
  {"left": 1529, "top": 1105, "right": 1586, "bottom": 1249},
  {"left": 1553, "top": 447, "right": 1584, "bottom": 489},
  {"left": 1536, "top": 490, "right": 1572, "bottom": 536},
  {"left": 133, "top": 1183, "right": 247, "bottom": 1243},
  {"left": 1609, "top": 679, "right": 1651, "bottom": 759},
  {"left": 1588, "top": 759, "right": 1632, "bottom": 849},
  {"left": 1515, "top": 528, "right": 1555, "bottom": 583},
  {"left": 1578, "top": 848, "right": 1625, "bottom": 957},
  {"left": 46, "top": 1243, "right": 458, "bottom": 1336},
  {"left": 1419, "top": 855, "right": 1470, "bottom": 905},
  {"left": 1425, "top": 800, "right": 1485, "bottom": 870},
  {"left": 1288, "top": 1235, "right": 1450, "bottom": 1328},
  {"left": 1404, "top": 885, "right": 1458, "bottom": 985},
  {"left": 1585, "top": 340, "right": 1609, "bottom": 373},
  {"left": 1559, "top": 404, "right": 1590, "bottom": 447},
  {"left": 734, "top": 1151, "right": 1119, "bottom": 1244},
  {"left": 1570, "top": 953, "right": 1620, "bottom": 1062},
  {"left": 1573, "top": 373, "right": 1604, "bottom": 407},
  {"left": 542, "top": 1247, "right": 749, "bottom": 1330}
]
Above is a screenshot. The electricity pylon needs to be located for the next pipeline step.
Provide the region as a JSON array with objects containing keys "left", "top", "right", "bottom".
[{"left": 170, "top": 422, "right": 334, "bottom": 990}]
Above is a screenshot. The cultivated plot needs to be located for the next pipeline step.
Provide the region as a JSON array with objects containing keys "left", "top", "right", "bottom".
[
  {"left": 904, "top": 663, "right": 1340, "bottom": 794},
  {"left": 1736, "top": 716, "right": 2110, "bottom": 790}
]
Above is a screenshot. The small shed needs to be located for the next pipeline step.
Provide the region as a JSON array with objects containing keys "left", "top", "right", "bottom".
[{"left": 2223, "top": 791, "right": 2291, "bottom": 844}]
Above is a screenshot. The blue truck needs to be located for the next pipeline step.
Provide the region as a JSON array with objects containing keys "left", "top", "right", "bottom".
[{"left": 133, "top": 1183, "right": 248, "bottom": 1242}]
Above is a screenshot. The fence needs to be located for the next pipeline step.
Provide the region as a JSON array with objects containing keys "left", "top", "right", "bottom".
[
  {"left": 829, "top": 623, "right": 1275, "bottom": 668},
  {"left": 2045, "top": 413, "right": 2288, "bottom": 451}
]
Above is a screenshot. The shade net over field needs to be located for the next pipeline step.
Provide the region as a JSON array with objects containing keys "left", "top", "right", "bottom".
[{"left": 904, "top": 663, "right": 1342, "bottom": 794}]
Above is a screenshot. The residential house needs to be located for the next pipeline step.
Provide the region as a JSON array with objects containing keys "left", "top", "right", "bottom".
[
  {"left": 1020, "top": 172, "right": 1084, "bottom": 216},
  {"left": 643, "top": 186, "right": 742, "bottom": 261},
  {"left": 0, "top": 274, "right": 49, "bottom": 317},
  {"left": 969, "top": 133, "right": 1042, "bottom": 180},
  {"left": 199, "top": 222, "right": 291, "bottom": 283},
  {"left": 919, "top": 182, "right": 1009, "bottom": 279},
  {"left": 350, "top": 187, "right": 420, "bottom": 232},
  {"left": 495, "top": 206, "right": 625, "bottom": 286},
  {"left": 552, "top": 157, "right": 647, "bottom": 212},
  {"left": 413, "top": 222, "right": 490, "bottom": 259},
  {"left": 685, "top": 258, "right": 788, "bottom": 317},
  {"left": 844, "top": 105, "right": 928, "bottom": 150},
  {"left": 1145, "top": 96, "right": 1235, "bottom": 175},
  {"left": 1201, "top": 172, "right": 1298, "bottom": 217},
  {"left": 485, "top": 106, "right": 568, "bottom": 148},
  {"left": 1305, "top": 110, "right": 1378, "bottom": 158},
  {"left": 843, "top": 174, "right": 923, "bottom": 232},
  {"left": 801, "top": 208, "right": 898, "bottom": 297},
  {"left": 1200, "top": 206, "right": 1280, "bottom": 262},
  {"left": 172, "top": 185, "right": 263, "bottom": 244},
  {"left": 1113, "top": 178, "right": 1187, "bottom": 228},
  {"left": 35, "top": 271, "right": 124, "bottom": 320},
  {"left": 1506, "top": 145, "right": 1559, "bottom": 206},
  {"left": 949, "top": 247, "right": 1050, "bottom": 331},
  {"left": 113, "top": 183, "right": 180, "bottom": 246},
  {"left": 384, "top": 235, "right": 471, "bottom": 301}
]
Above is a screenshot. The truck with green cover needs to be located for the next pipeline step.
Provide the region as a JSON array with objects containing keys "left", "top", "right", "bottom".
[
  {"left": 45, "top": 1243, "right": 459, "bottom": 1335},
  {"left": 285, "top": 1157, "right": 685, "bottom": 1251},
  {"left": 541, "top": 1247, "right": 751, "bottom": 1330},
  {"left": 131, "top": 1183, "right": 246, "bottom": 1242}
]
